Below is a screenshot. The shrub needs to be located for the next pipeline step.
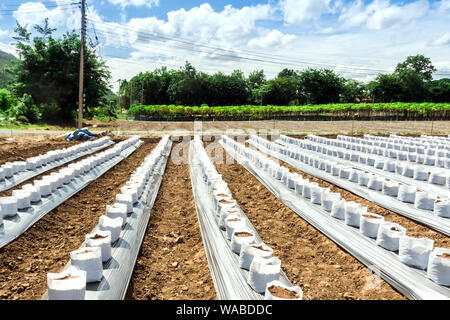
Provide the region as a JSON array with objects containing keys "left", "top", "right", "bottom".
[
  {"left": 9, "top": 93, "right": 40, "bottom": 123},
  {"left": 40, "top": 102, "right": 62, "bottom": 122}
]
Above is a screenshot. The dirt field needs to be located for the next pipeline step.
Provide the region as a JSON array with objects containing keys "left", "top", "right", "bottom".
[
  {"left": 90, "top": 119, "right": 450, "bottom": 135},
  {"left": 126, "top": 141, "right": 216, "bottom": 300},
  {"left": 0, "top": 138, "right": 159, "bottom": 300},
  {"left": 207, "top": 140, "right": 405, "bottom": 300}
]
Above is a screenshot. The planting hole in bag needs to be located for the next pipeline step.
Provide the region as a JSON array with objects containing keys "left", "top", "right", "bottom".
[
  {"left": 264, "top": 280, "right": 302, "bottom": 300},
  {"left": 376, "top": 222, "right": 406, "bottom": 252}
]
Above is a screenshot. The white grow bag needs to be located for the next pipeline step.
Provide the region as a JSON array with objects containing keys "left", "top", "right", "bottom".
[
  {"left": 399, "top": 236, "right": 434, "bottom": 270},
  {"left": 248, "top": 256, "right": 282, "bottom": 294},
  {"left": 70, "top": 246, "right": 103, "bottom": 283},
  {"left": 376, "top": 222, "right": 407, "bottom": 252},
  {"left": 239, "top": 242, "right": 273, "bottom": 270},
  {"left": 47, "top": 267, "right": 87, "bottom": 300},
  {"left": 427, "top": 248, "right": 450, "bottom": 286}
]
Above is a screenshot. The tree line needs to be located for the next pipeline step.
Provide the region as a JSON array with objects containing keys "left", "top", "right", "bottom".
[{"left": 118, "top": 55, "right": 449, "bottom": 109}]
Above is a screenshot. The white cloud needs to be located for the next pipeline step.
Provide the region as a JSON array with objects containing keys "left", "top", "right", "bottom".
[
  {"left": 13, "top": 1, "right": 81, "bottom": 30},
  {"left": 339, "top": 0, "right": 430, "bottom": 30},
  {"left": 248, "top": 30, "right": 295, "bottom": 49},
  {"left": 0, "top": 29, "right": 9, "bottom": 39},
  {"left": 280, "top": 0, "right": 331, "bottom": 25},
  {"left": 107, "top": 0, "right": 158, "bottom": 9},
  {"left": 432, "top": 33, "right": 450, "bottom": 46}
]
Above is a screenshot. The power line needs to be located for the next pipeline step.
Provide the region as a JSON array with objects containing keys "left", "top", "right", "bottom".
[
  {"left": 87, "top": 24, "right": 391, "bottom": 76},
  {"left": 86, "top": 17, "right": 450, "bottom": 77}
]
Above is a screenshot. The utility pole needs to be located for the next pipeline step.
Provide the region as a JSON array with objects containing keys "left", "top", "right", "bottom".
[
  {"left": 117, "top": 79, "right": 122, "bottom": 113},
  {"left": 77, "top": 0, "right": 86, "bottom": 129}
]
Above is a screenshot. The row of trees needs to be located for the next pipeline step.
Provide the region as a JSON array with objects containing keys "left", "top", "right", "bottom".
[
  {"left": 0, "top": 19, "right": 112, "bottom": 124},
  {"left": 118, "top": 55, "right": 449, "bottom": 108}
]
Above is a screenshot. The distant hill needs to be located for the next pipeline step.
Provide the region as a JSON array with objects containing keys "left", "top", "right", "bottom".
[{"left": 0, "top": 49, "right": 16, "bottom": 88}]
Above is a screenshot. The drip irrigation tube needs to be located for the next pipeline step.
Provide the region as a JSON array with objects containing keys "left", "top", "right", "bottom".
[
  {"left": 0, "top": 139, "right": 114, "bottom": 192},
  {"left": 0, "top": 140, "right": 143, "bottom": 249},
  {"left": 42, "top": 138, "right": 172, "bottom": 300},
  {"left": 189, "top": 140, "right": 292, "bottom": 300},
  {"left": 221, "top": 137, "right": 450, "bottom": 300},
  {"left": 277, "top": 137, "right": 450, "bottom": 199},
  {"left": 248, "top": 138, "right": 450, "bottom": 237}
]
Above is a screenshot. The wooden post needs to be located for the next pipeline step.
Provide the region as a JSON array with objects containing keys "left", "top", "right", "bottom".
[{"left": 77, "top": 0, "right": 86, "bottom": 129}]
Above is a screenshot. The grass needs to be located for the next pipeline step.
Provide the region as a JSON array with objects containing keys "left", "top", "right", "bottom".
[{"left": 0, "top": 120, "right": 76, "bottom": 131}]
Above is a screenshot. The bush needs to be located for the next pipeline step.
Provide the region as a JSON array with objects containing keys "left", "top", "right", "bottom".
[
  {"left": 9, "top": 93, "right": 40, "bottom": 123},
  {"left": 40, "top": 102, "right": 62, "bottom": 122},
  {"left": 0, "top": 89, "right": 18, "bottom": 112}
]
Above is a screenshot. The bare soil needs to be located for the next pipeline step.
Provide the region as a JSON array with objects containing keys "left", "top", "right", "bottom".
[
  {"left": 125, "top": 141, "right": 216, "bottom": 300},
  {"left": 0, "top": 135, "right": 82, "bottom": 166},
  {"left": 246, "top": 141, "right": 449, "bottom": 248},
  {"left": 85, "top": 119, "right": 450, "bottom": 135},
  {"left": 209, "top": 141, "right": 405, "bottom": 300},
  {"left": 0, "top": 138, "right": 159, "bottom": 300}
]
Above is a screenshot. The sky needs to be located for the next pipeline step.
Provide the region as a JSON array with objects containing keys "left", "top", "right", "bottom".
[{"left": 0, "top": 0, "right": 449, "bottom": 92}]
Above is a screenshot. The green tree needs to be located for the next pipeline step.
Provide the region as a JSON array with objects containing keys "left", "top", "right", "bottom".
[
  {"left": 368, "top": 74, "right": 403, "bottom": 102},
  {"left": 340, "top": 79, "right": 367, "bottom": 103},
  {"left": 167, "top": 61, "right": 204, "bottom": 105},
  {"left": 395, "top": 54, "right": 436, "bottom": 82},
  {"left": 428, "top": 78, "right": 450, "bottom": 102},
  {"left": 11, "top": 20, "right": 111, "bottom": 122},
  {"left": 298, "top": 68, "right": 344, "bottom": 104}
]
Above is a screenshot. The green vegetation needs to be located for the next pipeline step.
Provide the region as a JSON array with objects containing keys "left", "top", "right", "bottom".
[
  {"left": 128, "top": 103, "right": 450, "bottom": 121},
  {"left": 0, "top": 19, "right": 113, "bottom": 125},
  {"left": 119, "top": 55, "right": 449, "bottom": 111}
]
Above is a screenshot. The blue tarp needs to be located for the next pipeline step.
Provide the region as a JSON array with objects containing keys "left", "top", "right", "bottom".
[{"left": 65, "top": 129, "right": 96, "bottom": 141}]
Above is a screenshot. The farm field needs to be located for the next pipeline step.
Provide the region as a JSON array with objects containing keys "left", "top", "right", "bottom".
[{"left": 0, "top": 131, "right": 449, "bottom": 301}]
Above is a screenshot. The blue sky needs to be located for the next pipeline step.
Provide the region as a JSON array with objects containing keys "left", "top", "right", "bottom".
[{"left": 0, "top": 0, "right": 449, "bottom": 91}]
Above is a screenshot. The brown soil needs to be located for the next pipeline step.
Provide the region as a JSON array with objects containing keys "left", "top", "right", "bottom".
[
  {"left": 247, "top": 140, "right": 450, "bottom": 248},
  {"left": 0, "top": 135, "right": 83, "bottom": 166},
  {"left": 0, "top": 138, "right": 159, "bottom": 300},
  {"left": 252, "top": 245, "right": 271, "bottom": 252},
  {"left": 125, "top": 141, "right": 216, "bottom": 300},
  {"left": 268, "top": 285, "right": 300, "bottom": 299},
  {"left": 363, "top": 214, "right": 381, "bottom": 220},
  {"left": 0, "top": 135, "right": 125, "bottom": 198},
  {"left": 234, "top": 232, "right": 252, "bottom": 237},
  {"left": 439, "top": 253, "right": 450, "bottom": 259},
  {"left": 210, "top": 143, "right": 405, "bottom": 300},
  {"left": 54, "top": 274, "right": 80, "bottom": 280},
  {"left": 219, "top": 199, "right": 233, "bottom": 204},
  {"left": 90, "top": 234, "right": 107, "bottom": 240}
]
